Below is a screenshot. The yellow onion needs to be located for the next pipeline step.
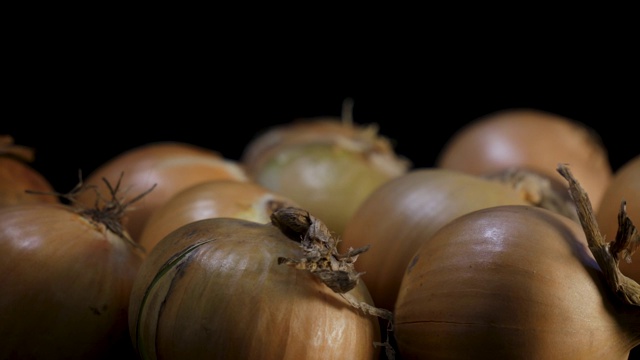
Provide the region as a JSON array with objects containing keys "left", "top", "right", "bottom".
[
  {"left": 393, "top": 166, "right": 640, "bottom": 359},
  {"left": 129, "top": 210, "right": 382, "bottom": 359},
  {"left": 75, "top": 141, "right": 249, "bottom": 242},
  {"left": 0, "top": 202, "right": 144, "bottom": 359},
  {"left": 597, "top": 154, "right": 640, "bottom": 281},
  {"left": 339, "top": 168, "right": 536, "bottom": 312},
  {"left": 0, "top": 135, "right": 59, "bottom": 206},
  {"left": 138, "top": 179, "right": 299, "bottom": 253},
  {"left": 241, "top": 107, "right": 411, "bottom": 235},
  {"left": 435, "top": 107, "right": 613, "bottom": 209}
]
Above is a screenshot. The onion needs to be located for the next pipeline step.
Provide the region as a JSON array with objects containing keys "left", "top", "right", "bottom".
[
  {"left": 241, "top": 101, "right": 411, "bottom": 235},
  {"left": 435, "top": 107, "right": 613, "bottom": 209},
  {"left": 129, "top": 207, "right": 384, "bottom": 359},
  {"left": 0, "top": 198, "right": 144, "bottom": 358},
  {"left": 393, "top": 165, "right": 640, "bottom": 359},
  {"left": 0, "top": 135, "right": 59, "bottom": 206},
  {"left": 339, "top": 168, "right": 533, "bottom": 312},
  {"left": 75, "top": 141, "right": 249, "bottom": 243},
  {"left": 138, "top": 179, "right": 300, "bottom": 253},
  {"left": 596, "top": 154, "right": 640, "bottom": 281}
]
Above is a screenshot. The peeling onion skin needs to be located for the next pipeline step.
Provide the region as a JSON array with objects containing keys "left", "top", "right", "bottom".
[
  {"left": 0, "top": 203, "right": 143, "bottom": 359},
  {"left": 394, "top": 205, "right": 638, "bottom": 360},
  {"left": 597, "top": 155, "right": 640, "bottom": 281},
  {"left": 138, "top": 179, "right": 299, "bottom": 253},
  {"left": 75, "top": 142, "right": 249, "bottom": 242},
  {"left": 435, "top": 108, "right": 613, "bottom": 210},
  {"left": 339, "top": 168, "right": 531, "bottom": 311},
  {"left": 129, "top": 217, "right": 381, "bottom": 360}
]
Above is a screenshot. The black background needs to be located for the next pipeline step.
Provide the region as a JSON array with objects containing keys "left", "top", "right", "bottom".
[{"left": 3, "top": 20, "right": 638, "bottom": 195}]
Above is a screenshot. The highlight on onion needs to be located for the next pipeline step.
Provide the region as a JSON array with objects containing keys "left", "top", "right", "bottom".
[
  {"left": 435, "top": 107, "right": 613, "bottom": 209},
  {"left": 339, "top": 167, "right": 534, "bottom": 312},
  {"left": 392, "top": 164, "right": 640, "bottom": 359},
  {"left": 138, "top": 179, "right": 300, "bottom": 253},
  {"left": 0, "top": 135, "right": 59, "bottom": 206},
  {"left": 596, "top": 154, "right": 640, "bottom": 281},
  {"left": 240, "top": 100, "right": 411, "bottom": 235},
  {"left": 75, "top": 141, "right": 249, "bottom": 242},
  {"left": 129, "top": 207, "right": 387, "bottom": 359},
  {"left": 0, "top": 181, "right": 145, "bottom": 359}
]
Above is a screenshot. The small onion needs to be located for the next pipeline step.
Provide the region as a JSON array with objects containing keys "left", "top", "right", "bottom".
[
  {"left": 0, "top": 135, "right": 59, "bottom": 206},
  {"left": 138, "top": 179, "right": 299, "bottom": 253},
  {"left": 0, "top": 202, "right": 143, "bottom": 359},
  {"left": 129, "top": 213, "right": 381, "bottom": 359},
  {"left": 75, "top": 141, "right": 249, "bottom": 242},
  {"left": 241, "top": 108, "right": 411, "bottom": 235},
  {"left": 339, "top": 168, "right": 532, "bottom": 311},
  {"left": 596, "top": 154, "right": 640, "bottom": 281},
  {"left": 435, "top": 107, "right": 613, "bottom": 209},
  {"left": 394, "top": 204, "right": 640, "bottom": 359}
]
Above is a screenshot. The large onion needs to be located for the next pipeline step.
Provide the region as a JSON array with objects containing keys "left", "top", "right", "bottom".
[
  {"left": 0, "top": 135, "right": 59, "bottom": 206},
  {"left": 129, "top": 208, "right": 382, "bottom": 359},
  {"left": 0, "top": 201, "right": 143, "bottom": 359},
  {"left": 241, "top": 105, "right": 410, "bottom": 235},
  {"left": 435, "top": 107, "right": 613, "bottom": 209},
  {"left": 138, "top": 179, "right": 299, "bottom": 253},
  {"left": 340, "top": 168, "right": 535, "bottom": 312},
  {"left": 75, "top": 141, "right": 249, "bottom": 242},
  {"left": 394, "top": 204, "right": 639, "bottom": 359},
  {"left": 596, "top": 154, "right": 640, "bottom": 281}
]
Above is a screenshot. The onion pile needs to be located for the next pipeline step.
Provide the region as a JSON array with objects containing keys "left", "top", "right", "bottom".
[
  {"left": 129, "top": 207, "right": 383, "bottom": 359},
  {"left": 75, "top": 141, "right": 249, "bottom": 243},
  {"left": 138, "top": 179, "right": 299, "bottom": 253},
  {"left": 0, "top": 184, "right": 144, "bottom": 359},
  {"left": 240, "top": 99, "right": 411, "bottom": 235},
  {"left": 393, "top": 165, "right": 640, "bottom": 359},
  {"left": 0, "top": 135, "right": 59, "bottom": 206},
  {"left": 435, "top": 108, "right": 613, "bottom": 210}
]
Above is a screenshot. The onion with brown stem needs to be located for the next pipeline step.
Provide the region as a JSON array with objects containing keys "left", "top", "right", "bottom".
[{"left": 391, "top": 164, "right": 640, "bottom": 359}]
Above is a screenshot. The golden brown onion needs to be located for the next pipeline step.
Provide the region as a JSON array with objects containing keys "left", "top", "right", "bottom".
[
  {"left": 435, "top": 108, "right": 613, "bottom": 209},
  {"left": 129, "top": 215, "right": 381, "bottom": 359},
  {"left": 0, "top": 135, "right": 59, "bottom": 206},
  {"left": 339, "top": 168, "right": 532, "bottom": 311},
  {"left": 75, "top": 141, "right": 249, "bottom": 242},
  {"left": 394, "top": 205, "right": 639, "bottom": 359},
  {"left": 596, "top": 154, "right": 640, "bottom": 281},
  {"left": 0, "top": 203, "right": 143, "bottom": 359},
  {"left": 138, "top": 179, "right": 299, "bottom": 253}
]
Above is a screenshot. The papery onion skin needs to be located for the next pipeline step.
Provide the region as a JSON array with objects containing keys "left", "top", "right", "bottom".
[
  {"left": 75, "top": 141, "right": 249, "bottom": 242},
  {"left": 129, "top": 217, "right": 380, "bottom": 360},
  {"left": 138, "top": 179, "right": 299, "bottom": 253},
  {"left": 0, "top": 203, "right": 143, "bottom": 359},
  {"left": 435, "top": 108, "right": 613, "bottom": 209},
  {"left": 596, "top": 154, "right": 640, "bottom": 281},
  {"left": 339, "top": 168, "right": 531, "bottom": 311},
  {"left": 394, "top": 205, "right": 637, "bottom": 360}
]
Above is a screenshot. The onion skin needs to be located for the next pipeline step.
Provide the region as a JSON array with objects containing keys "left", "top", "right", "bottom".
[
  {"left": 0, "top": 203, "right": 143, "bottom": 359},
  {"left": 138, "top": 179, "right": 299, "bottom": 253},
  {"left": 129, "top": 217, "right": 381, "bottom": 360},
  {"left": 435, "top": 108, "right": 613, "bottom": 209},
  {"left": 339, "top": 168, "right": 531, "bottom": 311},
  {"left": 394, "top": 205, "right": 638, "bottom": 360},
  {"left": 596, "top": 155, "right": 640, "bottom": 281},
  {"left": 75, "top": 141, "right": 249, "bottom": 242}
]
